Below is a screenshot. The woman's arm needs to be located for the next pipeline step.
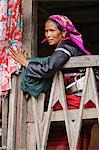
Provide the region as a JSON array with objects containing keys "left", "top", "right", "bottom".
[
  {"left": 10, "top": 43, "right": 78, "bottom": 79},
  {"left": 26, "top": 42, "right": 78, "bottom": 79},
  {"left": 26, "top": 50, "right": 70, "bottom": 78}
]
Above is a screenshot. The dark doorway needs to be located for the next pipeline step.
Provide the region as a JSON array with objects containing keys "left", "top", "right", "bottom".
[{"left": 38, "top": 1, "right": 99, "bottom": 56}]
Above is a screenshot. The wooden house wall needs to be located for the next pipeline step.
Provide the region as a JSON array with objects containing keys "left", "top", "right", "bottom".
[
  {"left": 0, "top": 1, "right": 99, "bottom": 150},
  {"left": 22, "top": 0, "right": 99, "bottom": 149}
]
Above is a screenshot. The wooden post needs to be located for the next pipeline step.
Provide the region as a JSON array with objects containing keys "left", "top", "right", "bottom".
[
  {"left": 22, "top": 0, "right": 37, "bottom": 57},
  {"left": 22, "top": 0, "right": 38, "bottom": 149},
  {"left": 32, "top": 0, "right": 38, "bottom": 56}
]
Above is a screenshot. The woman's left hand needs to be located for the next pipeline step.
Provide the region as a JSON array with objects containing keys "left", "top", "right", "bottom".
[{"left": 10, "top": 46, "right": 29, "bottom": 67}]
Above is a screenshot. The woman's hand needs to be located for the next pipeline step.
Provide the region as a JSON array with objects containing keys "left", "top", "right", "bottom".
[{"left": 10, "top": 46, "right": 29, "bottom": 67}]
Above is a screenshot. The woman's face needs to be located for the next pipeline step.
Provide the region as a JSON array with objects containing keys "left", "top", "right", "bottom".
[{"left": 45, "top": 20, "right": 64, "bottom": 46}]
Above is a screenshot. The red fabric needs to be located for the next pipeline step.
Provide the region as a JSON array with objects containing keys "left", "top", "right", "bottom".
[
  {"left": 47, "top": 141, "right": 68, "bottom": 150},
  {"left": 47, "top": 122, "right": 92, "bottom": 150},
  {"left": 53, "top": 95, "right": 96, "bottom": 111},
  {"left": 47, "top": 122, "right": 69, "bottom": 150},
  {"left": 0, "top": 0, "right": 22, "bottom": 95}
]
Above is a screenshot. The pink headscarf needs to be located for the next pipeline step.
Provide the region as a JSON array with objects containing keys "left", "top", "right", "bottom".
[{"left": 43, "top": 15, "right": 91, "bottom": 55}]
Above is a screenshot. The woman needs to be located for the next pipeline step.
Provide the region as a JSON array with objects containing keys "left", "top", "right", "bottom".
[
  {"left": 10, "top": 15, "right": 91, "bottom": 96},
  {"left": 10, "top": 15, "right": 94, "bottom": 149}
]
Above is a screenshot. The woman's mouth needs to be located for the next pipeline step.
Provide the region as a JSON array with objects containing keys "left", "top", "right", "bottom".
[{"left": 48, "top": 39, "right": 53, "bottom": 43}]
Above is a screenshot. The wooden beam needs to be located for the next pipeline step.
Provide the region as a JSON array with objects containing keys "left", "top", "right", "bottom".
[
  {"left": 63, "top": 55, "right": 99, "bottom": 68},
  {"left": 50, "top": 108, "right": 98, "bottom": 122}
]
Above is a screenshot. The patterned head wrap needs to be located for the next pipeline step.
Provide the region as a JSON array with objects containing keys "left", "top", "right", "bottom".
[{"left": 43, "top": 15, "right": 91, "bottom": 55}]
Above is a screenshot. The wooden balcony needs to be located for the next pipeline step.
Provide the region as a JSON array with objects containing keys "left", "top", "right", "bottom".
[
  {"left": 0, "top": 1, "right": 99, "bottom": 149},
  {"left": 0, "top": 55, "right": 99, "bottom": 150}
]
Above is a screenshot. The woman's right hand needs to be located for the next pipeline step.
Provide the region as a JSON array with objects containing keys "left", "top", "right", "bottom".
[{"left": 10, "top": 46, "right": 29, "bottom": 67}]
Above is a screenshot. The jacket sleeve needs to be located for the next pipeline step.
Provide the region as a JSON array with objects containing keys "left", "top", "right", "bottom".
[
  {"left": 26, "top": 43, "right": 77, "bottom": 79},
  {"left": 26, "top": 51, "right": 69, "bottom": 79}
]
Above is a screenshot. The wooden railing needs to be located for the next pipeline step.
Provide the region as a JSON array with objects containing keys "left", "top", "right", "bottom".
[{"left": 0, "top": 55, "right": 99, "bottom": 150}]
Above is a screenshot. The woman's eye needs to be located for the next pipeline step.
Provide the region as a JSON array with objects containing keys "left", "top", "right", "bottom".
[
  {"left": 50, "top": 29, "right": 55, "bottom": 32},
  {"left": 45, "top": 29, "right": 55, "bottom": 32}
]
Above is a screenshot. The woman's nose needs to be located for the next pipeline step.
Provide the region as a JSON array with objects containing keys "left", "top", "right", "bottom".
[{"left": 47, "top": 31, "right": 51, "bottom": 37}]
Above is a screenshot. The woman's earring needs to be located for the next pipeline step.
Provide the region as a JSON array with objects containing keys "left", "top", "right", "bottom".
[
  {"left": 62, "top": 35, "right": 66, "bottom": 38},
  {"left": 62, "top": 30, "right": 67, "bottom": 38}
]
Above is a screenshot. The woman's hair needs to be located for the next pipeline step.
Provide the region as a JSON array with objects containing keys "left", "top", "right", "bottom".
[{"left": 47, "top": 18, "right": 64, "bottom": 32}]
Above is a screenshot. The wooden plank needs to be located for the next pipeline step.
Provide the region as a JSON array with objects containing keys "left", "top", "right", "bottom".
[
  {"left": 22, "top": 0, "right": 37, "bottom": 57},
  {"left": 2, "top": 96, "right": 8, "bottom": 147},
  {"left": 37, "top": 93, "right": 45, "bottom": 123},
  {"left": 89, "top": 68, "right": 99, "bottom": 122},
  {"left": 27, "top": 94, "right": 45, "bottom": 150},
  {"left": 32, "top": 97, "right": 41, "bottom": 150},
  {"left": 7, "top": 76, "right": 17, "bottom": 150},
  {"left": 58, "top": 71, "right": 73, "bottom": 149},
  {"left": 63, "top": 55, "right": 99, "bottom": 68},
  {"left": 27, "top": 98, "right": 34, "bottom": 123},
  {"left": 22, "top": 0, "right": 33, "bottom": 57},
  {"left": 50, "top": 108, "right": 99, "bottom": 122},
  {"left": 67, "top": 68, "right": 90, "bottom": 149},
  {"left": 21, "top": 94, "right": 27, "bottom": 150},
  {"left": 32, "top": 0, "right": 38, "bottom": 56},
  {"left": 15, "top": 76, "right": 27, "bottom": 150},
  {"left": 27, "top": 94, "right": 45, "bottom": 122},
  {"left": 27, "top": 123, "right": 36, "bottom": 150},
  {"left": 41, "top": 73, "right": 58, "bottom": 150},
  {"left": 35, "top": 94, "right": 45, "bottom": 141},
  {"left": 22, "top": 1, "right": 38, "bottom": 149}
]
